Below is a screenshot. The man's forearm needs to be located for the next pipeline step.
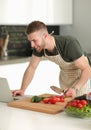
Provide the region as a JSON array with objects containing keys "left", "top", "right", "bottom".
[
  {"left": 74, "top": 68, "right": 91, "bottom": 90},
  {"left": 20, "top": 66, "right": 35, "bottom": 92}
]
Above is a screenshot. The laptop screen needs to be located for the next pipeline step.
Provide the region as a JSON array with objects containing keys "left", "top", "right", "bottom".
[{"left": 0, "top": 78, "right": 14, "bottom": 102}]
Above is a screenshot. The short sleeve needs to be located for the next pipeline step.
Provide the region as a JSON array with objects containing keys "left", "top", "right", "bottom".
[
  {"left": 32, "top": 48, "right": 44, "bottom": 57},
  {"left": 66, "top": 39, "right": 84, "bottom": 61}
]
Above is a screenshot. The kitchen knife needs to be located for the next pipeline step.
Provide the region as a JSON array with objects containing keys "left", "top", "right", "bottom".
[{"left": 50, "top": 86, "right": 68, "bottom": 95}]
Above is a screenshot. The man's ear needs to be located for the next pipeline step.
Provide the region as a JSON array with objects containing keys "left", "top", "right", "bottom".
[{"left": 43, "top": 33, "right": 48, "bottom": 39}]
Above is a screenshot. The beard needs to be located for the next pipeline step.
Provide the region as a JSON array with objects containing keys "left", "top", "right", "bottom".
[
  {"left": 34, "top": 46, "right": 43, "bottom": 52},
  {"left": 35, "top": 42, "right": 46, "bottom": 52}
]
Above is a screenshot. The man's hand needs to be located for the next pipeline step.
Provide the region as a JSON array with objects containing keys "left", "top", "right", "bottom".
[
  {"left": 11, "top": 89, "right": 24, "bottom": 97},
  {"left": 65, "top": 88, "right": 76, "bottom": 98}
]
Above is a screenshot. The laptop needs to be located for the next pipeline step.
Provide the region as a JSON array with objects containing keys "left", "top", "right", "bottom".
[{"left": 0, "top": 77, "right": 30, "bottom": 103}]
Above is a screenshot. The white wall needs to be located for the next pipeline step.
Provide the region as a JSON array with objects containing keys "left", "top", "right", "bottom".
[
  {"left": 60, "top": 0, "right": 91, "bottom": 53},
  {"left": 0, "top": 60, "right": 60, "bottom": 95}
]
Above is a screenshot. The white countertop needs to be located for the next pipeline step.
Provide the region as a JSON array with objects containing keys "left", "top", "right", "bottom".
[{"left": 0, "top": 102, "right": 91, "bottom": 130}]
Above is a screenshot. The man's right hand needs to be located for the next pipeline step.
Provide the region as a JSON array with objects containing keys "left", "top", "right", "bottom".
[
  {"left": 65, "top": 88, "right": 76, "bottom": 98},
  {"left": 11, "top": 89, "right": 24, "bottom": 97}
]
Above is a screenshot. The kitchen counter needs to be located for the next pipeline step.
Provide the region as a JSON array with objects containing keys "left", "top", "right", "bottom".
[
  {"left": 0, "top": 53, "right": 91, "bottom": 65},
  {"left": 0, "top": 56, "right": 47, "bottom": 65},
  {"left": 0, "top": 102, "right": 90, "bottom": 130},
  {"left": 0, "top": 56, "right": 31, "bottom": 65}
]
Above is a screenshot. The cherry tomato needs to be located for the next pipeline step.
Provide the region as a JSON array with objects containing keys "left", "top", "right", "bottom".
[
  {"left": 80, "top": 100, "right": 87, "bottom": 106},
  {"left": 59, "top": 97, "right": 65, "bottom": 102},
  {"left": 71, "top": 101, "right": 77, "bottom": 107},
  {"left": 43, "top": 99, "right": 50, "bottom": 104},
  {"left": 49, "top": 97, "right": 57, "bottom": 104},
  {"left": 43, "top": 95, "right": 65, "bottom": 104},
  {"left": 54, "top": 96, "right": 61, "bottom": 102},
  {"left": 77, "top": 103, "right": 83, "bottom": 108},
  {"left": 75, "top": 99, "right": 80, "bottom": 104}
]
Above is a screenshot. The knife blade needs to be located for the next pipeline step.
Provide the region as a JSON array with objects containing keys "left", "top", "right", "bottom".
[{"left": 50, "top": 86, "right": 68, "bottom": 95}]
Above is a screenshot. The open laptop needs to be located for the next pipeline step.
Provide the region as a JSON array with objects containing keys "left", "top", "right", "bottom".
[{"left": 0, "top": 77, "right": 30, "bottom": 103}]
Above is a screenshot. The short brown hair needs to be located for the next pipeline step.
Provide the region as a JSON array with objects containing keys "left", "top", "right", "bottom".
[{"left": 26, "top": 21, "right": 48, "bottom": 34}]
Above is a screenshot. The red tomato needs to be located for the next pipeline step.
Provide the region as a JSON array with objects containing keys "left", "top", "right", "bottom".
[
  {"left": 59, "top": 97, "right": 65, "bottom": 102},
  {"left": 71, "top": 101, "right": 77, "bottom": 107},
  {"left": 43, "top": 99, "right": 50, "bottom": 104},
  {"left": 65, "top": 99, "right": 88, "bottom": 109},
  {"left": 43, "top": 95, "right": 65, "bottom": 104},
  {"left": 55, "top": 96, "right": 61, "bottom": 102},
  {"left": 77, "top": 103, "right": 83, "bottom": 108},
  {"left": 49, "top": 97, "right": 57, "bottom": 104},
  {"left": 55, "top": 95, "right": 65, "bottom": 102},
  {"left": 75, "top": 99, "right": 80, "bottom": 104},
  {"left": 53, "top": 96, "right": 61, "bottom": 102},
  {"left": 80, "top": 100, "right": 87, "bottom": 106},
  {"left": 67, "top": 101, "right": 73, "bottom": 106}
]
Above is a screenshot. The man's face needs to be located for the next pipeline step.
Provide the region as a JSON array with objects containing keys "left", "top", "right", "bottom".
[{"left": 27, "top": 31, "right": 46, "bottom": 52}]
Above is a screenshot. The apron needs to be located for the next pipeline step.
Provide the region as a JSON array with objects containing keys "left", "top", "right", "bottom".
[{"left": 44, "top": 49, "right": 90, "bottom": 97}]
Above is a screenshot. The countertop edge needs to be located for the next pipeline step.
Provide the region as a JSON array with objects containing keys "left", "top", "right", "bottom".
[
  {"left": 0, "top": 56, "right": 47, "bottom": 65},
  {"left": 0, "top": 57, "right": 31, "bottom": 65}
]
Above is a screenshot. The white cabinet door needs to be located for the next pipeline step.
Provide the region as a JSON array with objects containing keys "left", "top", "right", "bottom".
[
  {"left": 0, "top": 0, "right": 72, "bottom": 25},
  {"left": 26, "top": 0, "right": 73, "bottom": 25}
]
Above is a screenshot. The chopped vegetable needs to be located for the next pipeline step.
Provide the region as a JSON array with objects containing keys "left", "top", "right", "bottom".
[
  {"left": 65, "top": 99, "right": 91, "bottom": 118},
  {"left": 31, "top": 96, "right": 45, "bottom": 103},
  {"left": 31, "top": 95, "right": 65, "bottom": 104},
  {"left": 42, "top": 95, "right": 65, "bottom": 104}
]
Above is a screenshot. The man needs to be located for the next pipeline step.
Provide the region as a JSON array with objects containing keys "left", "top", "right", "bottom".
[{"left": 12, "top": 21, "right": 91, "bottom": 98}]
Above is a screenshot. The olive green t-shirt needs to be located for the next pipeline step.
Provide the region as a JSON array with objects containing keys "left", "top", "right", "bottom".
[{"left": 32, "top": 35, "right": 91, "bottom": 65}]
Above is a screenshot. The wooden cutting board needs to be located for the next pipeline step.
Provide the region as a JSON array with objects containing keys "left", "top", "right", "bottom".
[{"left": 8, "top": 93, "right": 72, "bottom": 114}]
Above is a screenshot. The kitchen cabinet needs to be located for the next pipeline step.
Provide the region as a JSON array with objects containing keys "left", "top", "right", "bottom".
[
  {"left": 0, "top": 59, "right": 60, "bottom": 95},
  {"left": 26, "top": 0, "right": 73, "bottom": 25},
  {"left": 0, "top": 0, "right": 72, "bottom": 25}
]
